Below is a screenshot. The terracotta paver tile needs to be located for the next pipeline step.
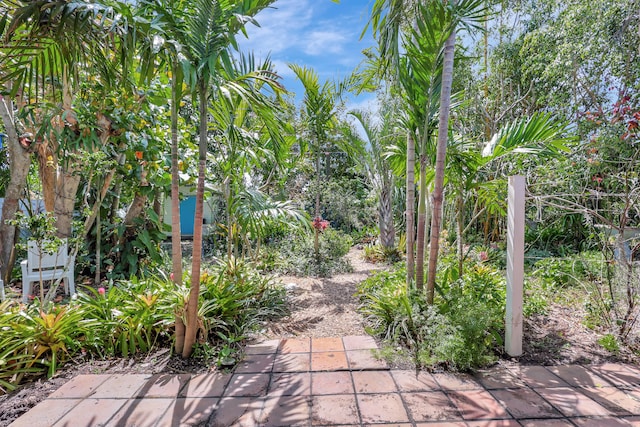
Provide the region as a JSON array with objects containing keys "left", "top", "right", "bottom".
[
  {"left": 90, "top": 374, "right": 151, "bottom": 398},
  {"left": 108, "top": 398, "right": 174, "bottom": 427},
  {"left": 208, "top": 396, "right": 265, "bottom": 427},
  {"left": 415, "top": 423, "right": 466, "bottom": 427},
  {"left": 365, "top": 424, "right": 413, "bottom": 427},
  {"left": 392, "top": 370, "right": 440, "bottom": 392},
  {"left": 259, "top": 395, "right": 312, "bottom": 427},
  {"left": 52, "top": 398, "right": 127, "bottom": 427},
  {"left": 312, "top": 337, "right": 344, "bottom": 352},
  {"left": 226, "top": 373, "right": 271, "bottom": 397},
  {"left": 507, "top": 365, "right": 569, "bottom": 388},
  {"left": 137, "top": 373, "right": 190, "bottom": 398},
  {"left": 311, "top": 394, "right": 359, "bottom": 425},
  {"left": 489, "top": 388, "right": 561, "bottom": 418},
  {"left": 357, "top": 393, "right": 410, "bottom": 424},
  {"left": 180, "top": 373, "right": 231, "bottom": 397},
  {"left": 312, "top": 371, "right": 354, "bottom": 395},
  {"left": 48, "top": 375, "right": 110, "bottom": 399},
  {"left": 343, "top": 335, "right": 378, "bottom": 351},
  {"left": 401, "top": 391, "right": 460, "bottom": 422},
  {"left": 9, "top": 398, "right": 80, "bottom": 427},
  {"left": 311, "top": 351, "right": 349, "bottom": 371},
  {"left": 273, "top": 352, "right": 311, "bottom": 373},
  {"left": 279, "top": 337, "right": 311, "bottom": 354},
  {"left": 571, "top": 417, "right": 639, "bottom": 426},
  {"left": 519, "top": 420, "right": 575, "bottom": 427},
  {"left": 475, "top": 367, "right": 526, "bottom": 389},
  {"left": 580, "top": 386, "right": 640, "bottom": 415},
  {"left": 433, "top": 372, "right": 483, "bottom": 391},
  {"left": 624, "top": 416, "right": 640, "bottom": 426},
  {"left": 547, "top": 364, "right": 613, "bottom": 388},
  {"left": 245, "top": 339, "right": 280, "bottom": 355},
  {"left": 448, "top": 389, "right": 511, "bottom": 420},
  {"left": 235, "top": 353, "right": 275, "bottom": 374},
  {"left": 589, "top": 363, "right": 640, "bottom": 388},
  {"left": 346, "top": 349, "right": 388, "bottom": 370},
  {"left": 535, "top": 386, "right": 612, "bottom": 417},
  {"left": 158, "top": 397, "right": 218, "bottom": 427},
  {"left": 352, "top": 371, "right": 397, "bottom": 393},
  {"left": 268, "top": 372, "right": 312, "bottom": 396},
  {"left": 465, "top": 421, "right": 521, "bottom": 427}
]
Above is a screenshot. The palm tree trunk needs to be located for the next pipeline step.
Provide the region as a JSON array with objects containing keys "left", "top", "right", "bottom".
[
  {"left": 415, "top": 153, "right": 427, "bottom": 290},
  {"left": 0, "top": 96, "right": 31, "bottom": 284},
  {"left": 379, "top": 179, "right": 395, "bottom": 249},
  {"left": 426, "top": 24, "right": 456, "bottom": 304},
  {"left": 406, "top": 132, "right": 416, "bottom": 289},
  {"left": 456, "top": 190, "right": 464, "bottom": 277},
  {"left": 314, "top": 144, "right": 321, "bottom": 260},
  {"left": 170, "top": 61, "right": 183, "bottom": 292},
  {"left": 170, "top": 61, "right": 184, "bottom": 354},
  {"left": 183, "top": 80, "right": 208, "bottom": 358}
]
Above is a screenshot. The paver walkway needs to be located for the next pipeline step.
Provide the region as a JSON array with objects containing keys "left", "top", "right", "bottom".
[{"left": 9, "top": 335, "right": 640, "bottom": 426}]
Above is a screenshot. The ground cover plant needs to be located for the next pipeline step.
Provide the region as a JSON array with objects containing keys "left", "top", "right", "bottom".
[{"left": 0, "top": 262, "right": 288, "bottom": 394}]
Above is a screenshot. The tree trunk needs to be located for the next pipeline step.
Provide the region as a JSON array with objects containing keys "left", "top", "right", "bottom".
[
  {"left": 456, "top": 190, "right": 464, "bottom": 277},
  {"left": 171, "top": 64, "right": 184, "bottom": 354},
  {"left": 0, "top": 96, "right": 31, "bottom": 284},
  {"left": 415, "top": 153, "right": 427, "bottom": 290},
  {"left": 314, "top": 143, "right": 321, "bottom": 260},
  {"left": 123, "top": 193, "right": 148, "bottom": 226},
  {"left": 54, "top": 167, "right": 82, "bottom": 238},
  {"left": 183, "top": 80, "right": 208, "bottom": 358},
  {"left": 406, "top": 132, "right": 416, "bottom": 289},
  {"left": 426, "top": 24, "right": 456, "bottom": 304},
  {"left": 36, "top": 142, "right": 57, "bottom": 212},
  {"left": 378, "top": 178, "right": 395, "bottom": 249},
  {"left": 170, "top": 61, "right": 183, "bottom": 287}
]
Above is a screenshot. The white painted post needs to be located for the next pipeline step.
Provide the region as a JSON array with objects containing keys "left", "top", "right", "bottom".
[{"left": 506, "top": 175, "right": 525, "bottom": 357}]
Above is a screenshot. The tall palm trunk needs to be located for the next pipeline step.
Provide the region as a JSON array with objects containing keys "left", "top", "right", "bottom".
[
  {"left": 183, "top": 80, "right": 208, "bottom": 358},
  {"left": 0, "top": 96, "right": 31, "bottom": 284},
  {"left": 406, "top": 132, "right": 416, "bottom": 289},
  {"left": 170, "top": 62, "right": 185, "bottom": 354},
  {"left": 314, "top": 143, "right": 321, "bottom": 260},
  {"left": 415, "top": 153, "right": 427, "bottom": 290},
  {"left": 426, "top": 23, "right": 456, "bottom": 303},
  {"left": 378, "top": 178, "right": 395, "bottom": 249}
]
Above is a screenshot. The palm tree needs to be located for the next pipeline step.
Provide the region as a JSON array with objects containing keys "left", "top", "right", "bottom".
[
  {"left": 289, "top": 64, "right": 340, "bottom": 260},
  {"left": 153, "top": 0, "right": 276, "bottom": 357},
  {"left": 368, "top": 0, "right": 487, "bottom": 297},
  {"left": 348, "top": 108, "right": 397, "bottom": 251}
]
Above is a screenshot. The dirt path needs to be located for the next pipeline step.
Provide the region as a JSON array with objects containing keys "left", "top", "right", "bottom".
[{"left": 260, "top": 247, "right": 385, "bottom": 339}]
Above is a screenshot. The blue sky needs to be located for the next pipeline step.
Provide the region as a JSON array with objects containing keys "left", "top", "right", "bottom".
[{"left": 238, "top": 0, "right": 377, "bottom": 113}]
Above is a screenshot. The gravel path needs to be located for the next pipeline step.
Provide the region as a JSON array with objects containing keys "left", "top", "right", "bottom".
[{"left": 260, "top": 247, "right": 385, "bottom": 339}]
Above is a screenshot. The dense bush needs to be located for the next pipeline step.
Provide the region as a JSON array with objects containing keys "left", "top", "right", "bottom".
[
  {"left": 357, "top": 259, "right": 505, "bottom": 371},
  {"left": 268, "top": 228, "right": 353, "bottom": 277}
]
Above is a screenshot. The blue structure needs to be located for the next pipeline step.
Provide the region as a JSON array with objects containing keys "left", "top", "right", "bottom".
[
  {"left": 0, "top": 133, "right": 6, "bottom": 150},
  {"left": 180, "top": 196, "right": 197, "bottom": 235}
]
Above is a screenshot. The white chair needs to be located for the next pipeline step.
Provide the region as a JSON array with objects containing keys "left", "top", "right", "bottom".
[{"left": 21, "top": 239, "right": 75, "bottom": 303}]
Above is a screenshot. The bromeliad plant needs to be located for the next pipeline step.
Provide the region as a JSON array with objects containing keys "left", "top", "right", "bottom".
[{"left": 0, "top": 299, "right": 90, "bottom": 393}]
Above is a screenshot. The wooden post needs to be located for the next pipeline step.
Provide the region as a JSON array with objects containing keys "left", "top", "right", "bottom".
[{"left": 506, "top": 175, "right": 525, "bottom": 357}]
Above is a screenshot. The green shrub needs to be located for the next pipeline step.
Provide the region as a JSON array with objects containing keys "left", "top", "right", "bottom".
[
  {"left": 357, "top": 261, "right": 502, "bottom": 371},
  {"left": 271, "top": 228, "right": 353, "bottom": 277},
  {"left": 200, "top": 257, "right": 288, "bottom": 356}
]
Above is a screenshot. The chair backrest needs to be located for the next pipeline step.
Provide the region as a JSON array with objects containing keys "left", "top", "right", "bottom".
[{"left": 26, "top": 239, "right": 68, "bottom": 271}]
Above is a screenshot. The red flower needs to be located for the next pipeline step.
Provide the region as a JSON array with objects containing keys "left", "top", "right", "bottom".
[
  {"left": 312, "top": 216, "right": 330, "bottom": 232},
  {"left": 135, "top": 151, "right": 144, "bottom": 160},
  {"left": 98, "top": 287, "right": 106, "bottom": 296}
]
